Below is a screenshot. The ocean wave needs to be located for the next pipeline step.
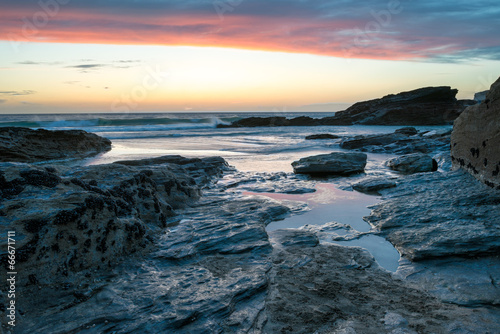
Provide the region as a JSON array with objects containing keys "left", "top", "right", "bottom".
[{"left": 0, "top": 116, "right": 234, "bottom": 131}]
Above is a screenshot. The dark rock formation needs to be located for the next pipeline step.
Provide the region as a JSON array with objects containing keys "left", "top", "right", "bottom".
[
  {"left": 340, "top": 128, "right": 451, "bottom": 154},
  {"left": 0, "top": 156, "right": 229, "bottom": 287},
  {"left": 352, "top": 177, "right": 397, "bottom": 194},
  {"left": 385, "top": 153, "right": 438, "bottom": 174},
  {"left": 395, "top": 127, "right": 418, "bottom": 136},
  {"left": 305, "top": 133, "right": 340, "bottom": 140},
  {"left": 326, "top": 86, "right": 474, "bottom": 125},
  {"left": 218, "top": 87, "right": 474, "bottom": 128},
  {"left": 292, "top": 152, "right": 367, "bottom": 175},
  {"left": 218, "top": 116, "right": 319, "bottom": 128},
  {"left": 451, "top": 77, "right": 500, "bottom": 190},
  {"left": 0, "top": 127, "right": 112, "bottom": 162}
]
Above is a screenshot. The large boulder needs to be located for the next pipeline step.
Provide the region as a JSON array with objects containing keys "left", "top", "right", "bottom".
[
  {"left": 0, "top": 127, "right": 111, "bottom": 162},
  {"left": 292, "top": 152, "right": 367, "bottom": 175},
  {"left": 385, "top": 153, "right": 438, "bottom": 174},
  {"left": 322, "top": 86, "right": 474, "bottom": 125},
  {"left": 451, "top": 77, "right": 500, "bottom": 190}
]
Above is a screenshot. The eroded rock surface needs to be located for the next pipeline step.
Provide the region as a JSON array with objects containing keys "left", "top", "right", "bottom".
[
  {"left": 451, "top": 76, "right": 500, "bottom": 190},
  {"left": 366, "top": 170, "right": 500, "bottom": 311},
  {"left": 0, "top": 127, "right": 111, "bottom": 162},
  {"left": 0, "top": 156, "right": 229, "bottom": 288}
]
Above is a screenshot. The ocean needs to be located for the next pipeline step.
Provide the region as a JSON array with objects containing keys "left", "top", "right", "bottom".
[
  {"left": 0, "top": 112, "right": 450, "bottom": 173},
  {"left": 1, "top": 112, "right": 451, "bottom": 272}
]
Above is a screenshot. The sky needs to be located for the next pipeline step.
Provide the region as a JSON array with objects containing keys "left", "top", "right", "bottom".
[{"left": 0, "top": 0, "right": 499, "bottom": 114}]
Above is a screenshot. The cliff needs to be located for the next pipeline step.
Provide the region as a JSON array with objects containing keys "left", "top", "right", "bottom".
[{"left": 451, "top": 77, "right": 500, "bottom": 189}]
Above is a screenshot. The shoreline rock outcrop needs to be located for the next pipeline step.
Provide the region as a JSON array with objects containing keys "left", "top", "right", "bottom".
[
  {"left": 0, "top": 127, "right": 112, "bottom": 162},
  {"left": 451, "top": 76, "right": 500, "bottom": 190},
  {"left": 218, "top": 87, "right": 475, "bottom": 128},
  {"left": 0, "top": 156, "right": 229, "bottom": 288}
]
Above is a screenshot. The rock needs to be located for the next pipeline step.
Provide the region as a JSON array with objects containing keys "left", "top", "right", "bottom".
[
  {"left": 395, "top": 127, "right": 418, "bottom": 136},
  {"left": 451, "top": 76, "right": 500, "bottom": 190},
  {"left": 474, "top": 90, "right": 488, "bottom": 102},
  {"left": 291, "top": 152, "right": 367, "bottom": 175},
  {"left": 0, "top": 156, "right": 229, "bottom": 287},
  {"left": 366, "top": 170, "right": 500, "bottom": 261},
  {"left": 0, "top": 127, "right": 112, "bottom": 162},
  {"left": 352, "top": 177, "right": 397, "bottom": 194},
  {"left": 305, "top": 133, "right": 340, "bottom": 140},
  {"left": 341, "top": 133, "right": 409, "bottom": 150},
  {"left": 218, "top": 116, "right": 319, "bottom": 128},
  {"left": 340, "top": 127, "right": 452, "bottom": 154},
  {"left": 260, "top": 242, "right": 494, "bottom": 334},
  {"left": 385, "top": 153, "right": 438, "bottom": 174},
  {"left": 325, "top": 86, "right": 474, "bottom": 125},
  {"left": 366, "top": 169, "right": 500, "bottom": 309},
  {"left": 268, "top": 229, "right": 319, "bottom": 248}
]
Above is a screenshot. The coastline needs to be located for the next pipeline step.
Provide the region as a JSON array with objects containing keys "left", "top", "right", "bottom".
[{"left": 1, "top": 81, "right": 499, "bottom": 333}]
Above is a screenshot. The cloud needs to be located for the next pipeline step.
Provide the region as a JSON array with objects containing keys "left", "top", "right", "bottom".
[
  {"left": 0, "top": 0, "right": 499, "bottom": 61},
  {"left": 0, "top": 90, "right": 36, "bottom": 96},
  {"left": 0, "top": 99, "right": 6, "bottom": 103},
  {"left": 17, "top": 61, "right": 63, "bottom": 65}
]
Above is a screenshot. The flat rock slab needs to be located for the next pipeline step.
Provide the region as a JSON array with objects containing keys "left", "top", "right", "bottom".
[
  {"left": 352, "top": 177, "right": 397, "bottom": 194},
  {"left": 292, "top": 152, "right": 367, "bottom": 175},
  {"left": 385, "top": 153, "right": 438, "bottom": 174}
]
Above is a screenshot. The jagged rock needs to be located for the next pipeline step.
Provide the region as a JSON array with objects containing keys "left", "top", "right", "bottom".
[
  {"left": 292, "top": 152, "right": 367, "bottom": 175},
  {"left": 352, "top": 177, "right": 397, "bottom": 194},
  {"left": 305, "top": 133, "right": 340, "bottom": 140},
  {"left": 325, "top": 86, "right": 474, "bottom": 125},
  {"left": 451, "top": 76, "right": 500, "bottom": 190},
  {"left": 385, "top": 153, "right": 438, "bottom": 174},
  {"left": 0, "top": 156, "right": 229, "bottom": 287},
  {"left": 0, "top": 127, "right": 111, "bottom": 162}
]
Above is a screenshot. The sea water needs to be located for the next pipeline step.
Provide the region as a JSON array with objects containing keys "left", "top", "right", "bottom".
[{"left": 0, "top": 112, "right": 451, "bottom": 271}]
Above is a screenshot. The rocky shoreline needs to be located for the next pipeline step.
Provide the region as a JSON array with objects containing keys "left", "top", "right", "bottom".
[
  {"left": 2, "top": 79, "right": 500, "bottom": 333},
  {"left": 218, "top": 86, "right": 475, "bottom": 128}
]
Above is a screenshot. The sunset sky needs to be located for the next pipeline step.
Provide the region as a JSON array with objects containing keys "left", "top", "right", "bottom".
[{"left": 0, "top": 0, "right": 499, "bottom": 113}]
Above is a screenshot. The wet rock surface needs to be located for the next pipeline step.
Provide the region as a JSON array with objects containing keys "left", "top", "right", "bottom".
[
  {"left": 9, "top": 170, "right": 500, "bottom": 333},
  {"left": 451, "top": 76, "right": 500, "bottom": 189},
  {"left": 340, "top": 127, "right": 452, "bottom": 154},
  {"left": 0, "top": 156, "right": 229, "bottom": 289},
  {"left": 384, "top": 153, "right": 438, "bottom": 174},
  {"left": 292, "top": 152, "right": 367, "bottom": 175},
  {"left": 352, "top": 176, "right": 397, "bottom": 194},
  {"left": 0, "top": 127, "right": 111, "bottom": 162},
  {"left": 366, "top": 170, "right": 500, "bottom": 312}
]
